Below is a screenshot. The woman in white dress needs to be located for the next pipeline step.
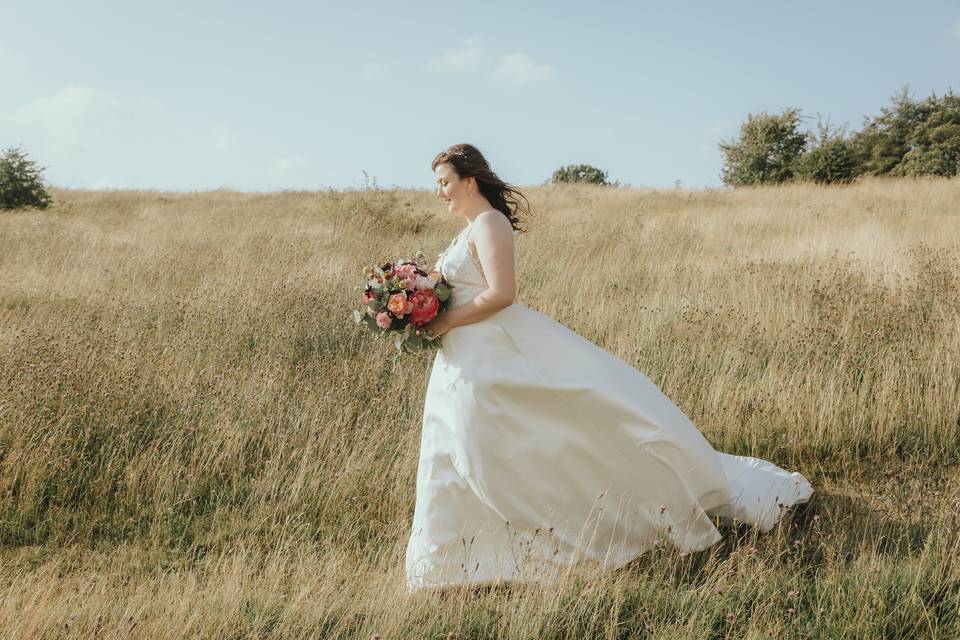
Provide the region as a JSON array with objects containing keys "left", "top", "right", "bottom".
[{"left": 404, "top": 143, "right": 813, "bottom": 593}]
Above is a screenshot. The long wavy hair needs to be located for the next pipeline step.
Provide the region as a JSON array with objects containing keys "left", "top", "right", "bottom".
[{"left": 431, "top": 143, "right": 531, "bottom": 233}]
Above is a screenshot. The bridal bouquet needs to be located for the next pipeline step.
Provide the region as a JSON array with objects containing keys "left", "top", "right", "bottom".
[{"left": 353, "top": 250, "right": 452, "bottom": 352}]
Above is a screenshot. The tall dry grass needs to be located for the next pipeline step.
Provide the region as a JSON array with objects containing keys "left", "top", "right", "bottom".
[{"left": 0, "top": 177, "right": 958, "bottom": 638}]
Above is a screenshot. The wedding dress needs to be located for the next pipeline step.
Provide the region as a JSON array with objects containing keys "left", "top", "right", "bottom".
[{"left": 404, "top": 214, "right": 813, "bottom": 593}]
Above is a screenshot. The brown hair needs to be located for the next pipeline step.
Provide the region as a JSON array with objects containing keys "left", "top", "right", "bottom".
[{"left": 431, "top": 143, "right": 531, "bottom": 233}]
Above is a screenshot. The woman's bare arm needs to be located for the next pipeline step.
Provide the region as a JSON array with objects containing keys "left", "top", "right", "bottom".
[{"left": 429, "top": 210, "right": 516, "bottom": 334}]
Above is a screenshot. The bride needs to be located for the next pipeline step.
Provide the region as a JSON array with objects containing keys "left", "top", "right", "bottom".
[{"left": 404, "top": 143, "right": 813, "bottom": 593}]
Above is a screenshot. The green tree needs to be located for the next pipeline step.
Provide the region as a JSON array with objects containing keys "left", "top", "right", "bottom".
[
  {"left": 0, "top": 145, "right": 53, "bottom": 210},
  {"left": 850, "top": 86, "right": 960, "bottom": 177},
  {"left": 719, "top": 108, "right": 808, "bottom": 186},
  {"left": 796, "top": 117, "right": 860, "bottom": 185},
  {"left": 550, "top": 163, "right": 609, "bottom": 185},
  {"left": 850, "top": 87, "right": 928, "bottom": 176},
  {"left": 896, "top": 91, "right": 960, "bottom": 177}
]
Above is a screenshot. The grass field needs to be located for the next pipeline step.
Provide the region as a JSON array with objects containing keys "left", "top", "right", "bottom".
[{"left": 1, "top": 177, "right": 958, "bottom": 638}]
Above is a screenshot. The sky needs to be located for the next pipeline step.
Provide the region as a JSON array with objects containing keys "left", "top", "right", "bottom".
[{"left": 2, "top": 0, "right": 958, "bottom": 192}]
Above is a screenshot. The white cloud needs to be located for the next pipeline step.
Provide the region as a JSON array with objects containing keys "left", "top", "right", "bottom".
[
  {"left": 268, "top": 156, "right": 311, "bottom": 179},
  {"left": 430, "top": 36, "right": 488, "bottom": 71},
  {"left": 490, "top": 52, "right": 555, "bottom": 86},
  {"left": 0, "top": 85, "right": 128, "bottom": 162},
  {"left": 430, "top": 38, "right": 554, "bottom": 87}
]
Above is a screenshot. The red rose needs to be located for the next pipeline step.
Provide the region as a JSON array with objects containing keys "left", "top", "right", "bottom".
[{"left": 408, "top": 289, "right": 440, "bottom": 326}]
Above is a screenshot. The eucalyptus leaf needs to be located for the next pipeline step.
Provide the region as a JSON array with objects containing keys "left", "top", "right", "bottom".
[{"left": 403, "top": 333, "right": 421, "bottom": 351}]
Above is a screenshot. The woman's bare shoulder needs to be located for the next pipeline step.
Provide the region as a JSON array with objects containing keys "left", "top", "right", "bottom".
[{"left": 473, "top": 209, "right": 514, "bottom": 235}]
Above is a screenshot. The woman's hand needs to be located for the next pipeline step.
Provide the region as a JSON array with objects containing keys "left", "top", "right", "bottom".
[{"left": 421, "top": 314, "right": 453, "bottom": 341}]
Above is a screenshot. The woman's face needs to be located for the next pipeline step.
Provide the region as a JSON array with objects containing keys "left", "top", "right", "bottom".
[{"left": 434, "top": 162, "right": 474, "bottom": 215}]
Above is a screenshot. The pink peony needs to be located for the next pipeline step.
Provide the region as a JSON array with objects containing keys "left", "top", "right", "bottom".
[
  {"left": 375, "top": 311, "right": 391, "bottom": 329},
  {"left": 394, "top": 264, "right": 418, "bottom": 282},
  {"left": 409, "top": 290, "right": 440, "bottom": 326},
  {"left": 387, "top": 292, "right": 408, "bottom": 316}
]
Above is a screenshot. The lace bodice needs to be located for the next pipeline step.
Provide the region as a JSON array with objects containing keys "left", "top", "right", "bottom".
[{"left": 433, "top": 218, "right": 490, "bottom": 310}]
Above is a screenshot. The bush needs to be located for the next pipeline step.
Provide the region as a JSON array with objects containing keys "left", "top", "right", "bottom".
[
  {"left": 851, "top": 86, "right": 960, "bottom": 178},
  {"left": 0, "top": 145, "right": 53, "bottom": 210},
  {"left": 724, "top": 85, "right": 960, "bottom": 186},
  {"left": 851, "top": 87, "right": 931, "bottom": 176},
  {"left": 796, "top": 118, "right": 860, "bottom": 185},
  {"left": 719, "top": 108, "right": 808, "bottom": 186},
  {"left": 895, "top": 92, "right": 960, "bottom": 178},
  {"left": 550, "top": 163, "right": 609, "bottom": 185}
]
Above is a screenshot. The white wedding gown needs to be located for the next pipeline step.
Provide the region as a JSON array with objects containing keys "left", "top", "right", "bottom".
[{"left": 404, "top": 216, "right": 813, "bottom": 592}]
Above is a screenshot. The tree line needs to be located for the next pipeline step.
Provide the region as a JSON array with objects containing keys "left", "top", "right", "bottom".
[
  {"left": 719, "top": 86, "right": 960, "bottom": 186},
  {"left": 3, "top": 85, "right": 957, "bottom": 210}
]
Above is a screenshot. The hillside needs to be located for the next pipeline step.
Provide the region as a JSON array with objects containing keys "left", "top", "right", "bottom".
[{"left": 1, "top": 177, "right": 958, "bottom": 638}]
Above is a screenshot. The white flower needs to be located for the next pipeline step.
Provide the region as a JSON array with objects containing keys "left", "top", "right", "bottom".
[{"left": 414, "top": 275, "right": 436, "bottom": 290}]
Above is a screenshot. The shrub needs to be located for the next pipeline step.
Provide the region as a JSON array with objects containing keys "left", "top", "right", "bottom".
[
  {"left": 796, "top": 118, "right": 860, "bottom": 185},
  {"left": 719, "top": 108, "right": 808, "bottom": 186},
  {"left": 726, "top": 85, "right": 960, "bottom": 185},
  {"left": 851, "top": 87, "right": 931, "bottom": 176},
  {"left": 550, "top": 163, "right": 609, "bottom": 185},
  {"left": 895, "top": 92, "right": 960, "bottom": 178},
  {"left": 0, "top": 145, "right": 53, "bottom": 210},
  {"left": 851, "top": 86, "right": 960, "bottom": 178}
]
